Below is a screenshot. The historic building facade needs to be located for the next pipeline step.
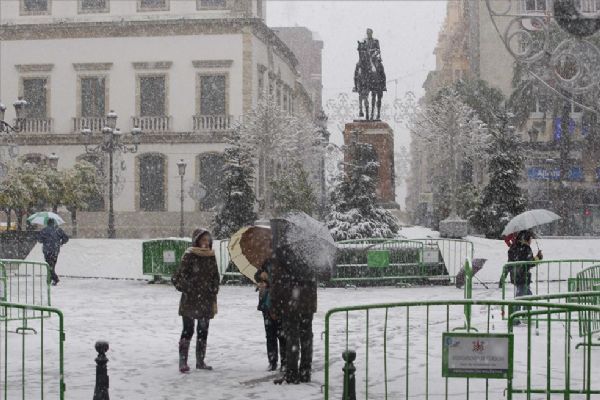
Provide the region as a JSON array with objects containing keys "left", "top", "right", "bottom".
[
  {"left": 409, "top": 0, "right": 600, "bottom": 234},
  {"left": 0, "top": 0, "right": 320, "bottom": 237}
]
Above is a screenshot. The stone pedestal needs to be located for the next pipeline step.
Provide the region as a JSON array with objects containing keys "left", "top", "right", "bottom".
[
  {"left": 343, "top": 121, "right": 398, "bottom": 208},
  {"left": 439, "top": 216, "right": 469, "bottom": 239}
]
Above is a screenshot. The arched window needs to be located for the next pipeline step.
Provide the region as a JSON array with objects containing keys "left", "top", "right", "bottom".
[
  {"left": 138, "top": 153, "right": 166, "bottom": 211},
  {"left": 196, "top": 152, "right": 225, "bottom": 211},
  {"left": 76, "top": 154, "right": 106, "bottom": 212}
]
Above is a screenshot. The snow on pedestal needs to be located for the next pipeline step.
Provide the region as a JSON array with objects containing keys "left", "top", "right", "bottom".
[
  {"left": 343, "top": 121, "right": 398, "bottom": 209},
  {"left": 439, "top": 215, "right": 469, "bottom": 239}
]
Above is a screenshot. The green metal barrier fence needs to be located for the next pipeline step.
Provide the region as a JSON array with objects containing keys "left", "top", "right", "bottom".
[
  {"left": 141, "top": 239, "right": 236, "bottom": 283},
  {"left": 219, "top": 239, "right": 244, "bottom": 282},
  {"left": 187, "top": 237, "right": 474, "bottom": 286},
  {"left": 0, "top": 260, "right": 51, "bottom": 322},
  {"left": 410, "top": 238, "right": 474, "bottom": 280},
  {"left": 332, "top": 238, "right": 473, "bottom": 285},
  {"left": 500, "top": 259, "right": 600, "bottom": 305},
  {"left": 0, "top": 301, "right": 65, "bottom": 399},
  {"left": 333, "top": 239, "right": 426, "bottom": 284},
  {"left": 324, "top": 296, "right": 600, "bottom": 400},
  {"left": 569, "top": 265, "right": 600, "bottom": 339},
  {"left": 0, "top": 264, "right": 6, "bottom": 302},
  {"left": 142, "top": 239, "right": 191, "bottom": 280}
]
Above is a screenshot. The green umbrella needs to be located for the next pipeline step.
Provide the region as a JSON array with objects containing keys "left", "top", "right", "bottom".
[{"left": 27, "top": 211, "right": 65, "bottom": 226}]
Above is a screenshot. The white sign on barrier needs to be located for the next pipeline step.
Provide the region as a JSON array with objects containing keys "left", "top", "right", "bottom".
[
  {"left": 423, "top": 247, "right": 440, "bottom": 263},
  {"left": 163, "top": 250, "right": 176, "bottom": 264},
  {"left": 442, "top": 332, "right": 513, "bottom": 379}
]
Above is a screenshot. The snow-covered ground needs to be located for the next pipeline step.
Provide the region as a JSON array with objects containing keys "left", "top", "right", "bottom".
[{"left": 4, "top": 231, "right": 600, "bottom": 399}]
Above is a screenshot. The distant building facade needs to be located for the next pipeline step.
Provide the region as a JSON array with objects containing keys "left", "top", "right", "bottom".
[
  {"left": 0, "top": 0, "right": 320, "bottom": 237},
  {"left": 410, "top": 0, "right": 600, "bottom": 234},
  {"left": 273, "top": 26, "right": 324, "bottom": 116}
]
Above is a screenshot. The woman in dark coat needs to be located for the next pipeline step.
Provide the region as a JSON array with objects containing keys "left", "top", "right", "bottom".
[{"left": 172, "top": 228, "right": 220, "bottom": 373}]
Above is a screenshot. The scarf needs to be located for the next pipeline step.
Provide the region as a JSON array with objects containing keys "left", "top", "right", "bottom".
[{"left": 186, "top": 247, "right": 215, "bottom": 257}]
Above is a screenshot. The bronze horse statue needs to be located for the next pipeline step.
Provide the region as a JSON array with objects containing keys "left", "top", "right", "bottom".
[{"left": 353, "top": 40, "right": 386, "bottom": 121}]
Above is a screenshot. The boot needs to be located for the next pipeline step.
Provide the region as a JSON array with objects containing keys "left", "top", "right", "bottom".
[
  {"left": 299, "top": 369, "right": 311, "bottom": 383},
  {"left": 274, "top": 365, "right": 299, "bottom": 385},
  {"left": 178, "top": 339, "right": 190, "bottom": 373},
  {"left": 196, "top": 338, "right": 213, "bottom": 370}
]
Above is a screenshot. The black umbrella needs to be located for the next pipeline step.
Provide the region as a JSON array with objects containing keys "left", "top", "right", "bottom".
[
  {"left": 455, "top": 258, "right": 488, "bottom": 289},
  {"left": 270, "top": 212, "right": 337, "bottom": 275}
]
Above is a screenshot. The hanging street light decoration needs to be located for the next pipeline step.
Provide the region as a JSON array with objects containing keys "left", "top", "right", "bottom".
[
  {"left": 486, "top": 0, "right": 600, "bottom": 106},
  {"left": 81, "top": 110, "right": 143, "bottom": 238},
  {"left": 0, "top": 98, "right": 28, "bottom": 168}
]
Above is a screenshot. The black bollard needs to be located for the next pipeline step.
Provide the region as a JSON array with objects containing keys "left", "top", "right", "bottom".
[
  {"left": 342, "top": 350, "right": 356, "bottom": 400},
  {"left": 93, "top": 341, "right": 109, "bottom": 400}
]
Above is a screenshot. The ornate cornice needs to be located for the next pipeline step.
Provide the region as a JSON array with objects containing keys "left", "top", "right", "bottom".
[
  {"left": 192, "top": 59, "right": 234, "bottom": 69},
  {"left": 132, "top": 61, "right": 172, "bottom": 70},
  {"left": 73, "top": 62, "right": 113, "bottom": 71},
  {"left": 15, "top": 63, "right": 54, "bottom": 73},
  {"left": 0, "top": 18, "right": 298, "bottom": 70},
  {"left": 10, "top": 131, "right": 229, "bottom": 146}
]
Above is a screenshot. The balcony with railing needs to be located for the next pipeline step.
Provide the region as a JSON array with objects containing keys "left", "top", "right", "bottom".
[
  {"left": 72, "top": 117, "right": 107, "bottom": 133},
  {"left": 17, "top": 118, "right": 53, "bottom": 133},
  {"left": 518, "top": 0, "right": 552, "bottom": 14},
  {"left": 518, "top": 0, "right": 600, "bottom": 15},
  {"left": 192, "top": 115, "right": 233, "bottom": 132},
  {"left": 131, "top": 116, "right": 172, "bottom": 132}
]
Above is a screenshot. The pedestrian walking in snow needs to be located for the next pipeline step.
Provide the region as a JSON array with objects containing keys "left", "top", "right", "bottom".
[
  {"left": 37, "top": 218, "right": 69, "bottom": 286},
  {"left": 270, "top": 219, "right": 317, "bottom": 385},
  {"left": 505, "top": 229, "right": 542, "bottom": 325},
  {"left": 255, "top": 256, "right": 286, "bottom": 372},
  {"left": 172, "top": 228, "right": 220, "bottom": 373}
]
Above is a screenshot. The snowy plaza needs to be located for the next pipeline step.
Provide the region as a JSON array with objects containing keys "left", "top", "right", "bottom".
[
  {"left": 3, "top": 0, "right": 600, "bottom": 399},
  {"left": 0, "top": 229, "right": 595, "bottom": 399}
]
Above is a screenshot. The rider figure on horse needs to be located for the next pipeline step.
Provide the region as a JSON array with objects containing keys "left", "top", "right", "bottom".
[
  {"left": 353, "top": 28, "right": 387, "bottom": 93},
  {"left": 353, "top": 28, "right": 387, "bottom": 120},
  {"left": 365, "top": 28, "right": 382, "bottom": 63}
]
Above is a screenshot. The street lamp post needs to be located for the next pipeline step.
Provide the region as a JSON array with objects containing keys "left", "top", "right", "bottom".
[
  {"left": 1, "top": 99, "right": 28, "bottom": 163},
  {"left": 81, "top": 110, "right": 142, "bottom": 238},
  {"left": 48, "top": 152, "right": 59, "bottom": 169},
  {"left": 176, "top": 159, "right": 187, "bottom": 237},
  {"left": 0, "top": 98, "right": 28, "bottom": 134}
]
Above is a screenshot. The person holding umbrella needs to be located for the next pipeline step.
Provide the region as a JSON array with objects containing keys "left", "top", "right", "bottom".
[
  {"left": 255, "top": 255, "right": 286, "bottom": 372},
  {"left": 503, "top": 229, "right": 543, "bottom": 325},
  {"left": 36, "top": 217, "right": 69, "bottom": 286},
  {"left": 172, "top": 228, "right": 220, "bottom": 373},
  {"left": 270, "top": 238, "right": 317, "bottom": 384},
  {"left": 227, "top": 224, "right": 287, "bottom": 371},
  {"left": 270, "top": 212, "right": 336, "bottom": 384}
]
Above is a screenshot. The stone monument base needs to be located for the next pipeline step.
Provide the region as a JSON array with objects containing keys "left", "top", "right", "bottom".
[
  {"left": 439, "top": 216, "right": 469, "bottom": 239},
  {"left": 343, "top": 121, "right": 396, "bottom": 206}
]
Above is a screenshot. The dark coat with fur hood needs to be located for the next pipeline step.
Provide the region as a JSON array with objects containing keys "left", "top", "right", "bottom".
[{"left": 172, "top": 229, "right": 220, "bottom": 319}]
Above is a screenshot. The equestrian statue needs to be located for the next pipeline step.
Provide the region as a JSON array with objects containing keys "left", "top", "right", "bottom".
[{"left": 353, "top": 28, "right": 387, "bottom": 121}]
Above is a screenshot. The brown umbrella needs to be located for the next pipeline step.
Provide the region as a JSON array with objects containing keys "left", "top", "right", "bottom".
[{"left": 228, "top": 226, "right": 272, "bottom": 283}]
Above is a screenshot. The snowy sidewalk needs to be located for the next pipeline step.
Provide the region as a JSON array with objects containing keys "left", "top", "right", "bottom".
[{"left": 16, "top": 279, "right": 467, "bottom": 399}]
